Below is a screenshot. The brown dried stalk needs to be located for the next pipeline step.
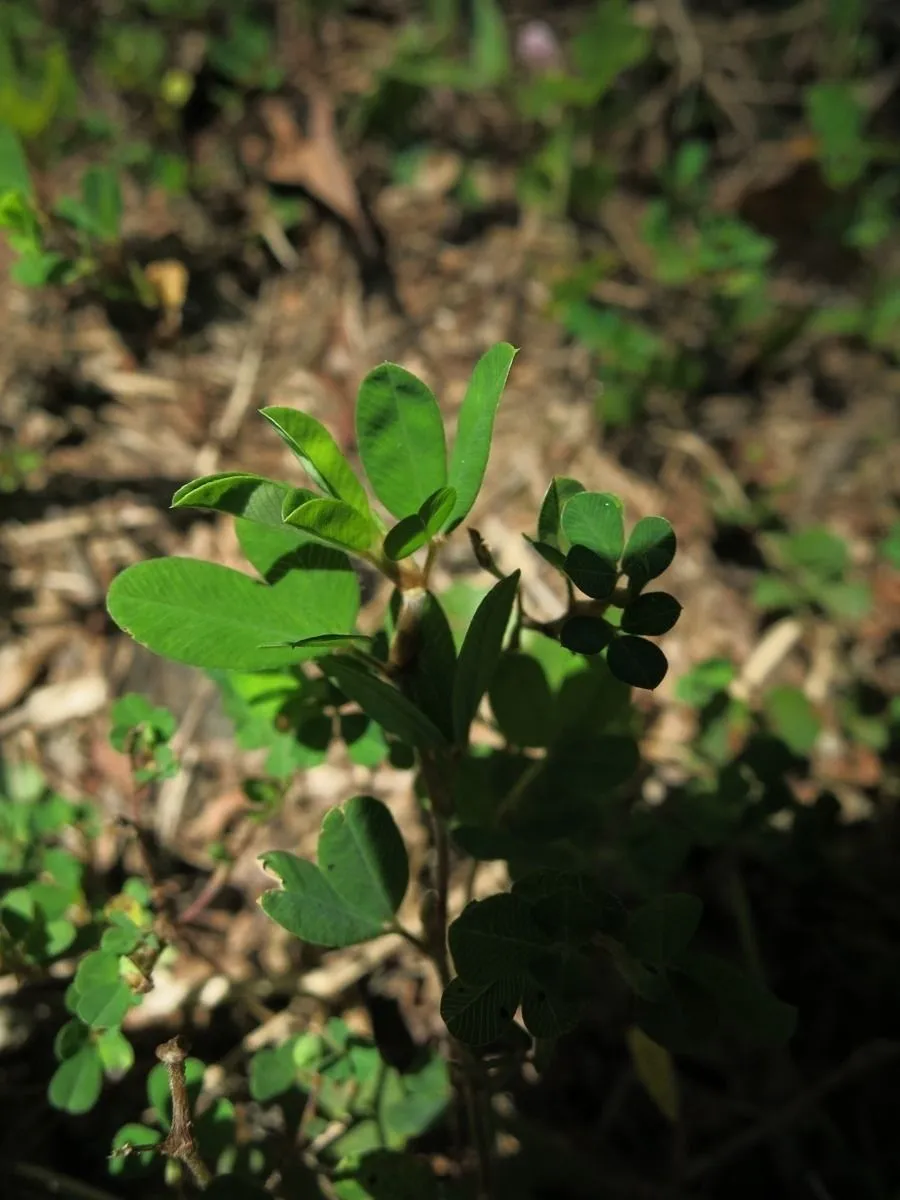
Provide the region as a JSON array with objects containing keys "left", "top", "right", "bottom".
[{"left": 155, "top": 1036, "right": 214, "bottom": 1190}]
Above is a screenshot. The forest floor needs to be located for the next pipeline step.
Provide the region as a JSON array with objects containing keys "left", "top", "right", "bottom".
[{"left": 1, "top": 3, "right": 899, "bottom": 1198}]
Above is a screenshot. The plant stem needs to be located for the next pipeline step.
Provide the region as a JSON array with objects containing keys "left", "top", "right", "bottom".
[
  {"left": 417, "top": 755, "right": 495, "bottom": 1196},
  {"left": 388, "top": 590, "right": 496, "bottom": 1196},
  {"left": 156, "top": 1036, "right": 214, "bottom": 1191},
  {"left": 416, "top": 751, "right": 453, "bottom": 981},
  {"left": 460, "top": 1068, "right": 493, "bottom": 1200},
  {"left": 431, "top": 807, "right": 452, "bottom": 988}
]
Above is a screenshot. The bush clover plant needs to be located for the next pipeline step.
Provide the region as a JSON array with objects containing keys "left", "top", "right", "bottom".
[{"left": 79, "top": 343, "right": 798, "bottom": 1194}]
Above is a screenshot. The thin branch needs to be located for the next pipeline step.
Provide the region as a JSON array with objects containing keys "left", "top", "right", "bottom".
[
  {"left": 155, "top": 1036, "right": 214, "bottom": 1190},
  {"left": 385, "top": 577, "right": 497, "bottom": 1199}
]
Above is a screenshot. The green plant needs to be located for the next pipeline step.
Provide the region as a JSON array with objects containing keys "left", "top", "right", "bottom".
[
  {"left": 359, "top": 0, "right": 646, "bottom": 223},
  {"left": 641, "top": 143, "right": 775, "bottom": 300},
  {"left": 0, "top": 10, "right": 70, "bottom": 139},
  {"left": 0, "top": 439, "right": 43, "bottom": 492},
  {"left": 754, "top": 525, "right": 872, "bottom": 621},
  {"left": 677, "top": 657, "right": 825, "bottom": 768},
  {"left": 836, "top": 684, "right": 900, "bottom": 759},
  {"left": 46, "top": 696, "right": 184, "bottom": 1116},
  {"left": 109, "top": 1018, "right": 450, "bottom": 1193},
  {"left": 0, "top": 756, "right": 146, "bottom": 1116},
  {"left": 49, "top": 873, "right": 156, "bottom": 1116},
  {"left": 514, "top": 0, "right": 650, "bottom": 216},
  {"left": 552, "top": 284, "right": 702, "bottom": 427},
  {"left": 0, "top": 125, "right": 163, "bottom": 305},
  {"left": 0, "top": 759, "right": 95, "bottom": 972},
  {"left": 207, "top": 14, "right": 284, "bottom": 93},
  {"left": 0, "top": 701, "right": 188, "bottom": 1122},
  {"left": 98, "top": 344, "right": 795, "bottom": 1194}
]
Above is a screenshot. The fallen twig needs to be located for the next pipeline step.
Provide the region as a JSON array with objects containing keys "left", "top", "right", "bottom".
[{"left": 112, "top": 1036, "right": 213, "bottom": 1190}]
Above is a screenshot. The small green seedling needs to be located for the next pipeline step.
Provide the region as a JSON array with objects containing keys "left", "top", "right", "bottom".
[
  {"left": 0, "top": 126, "right": 159, "bottom": 304},
  {"left": 0, "top": 760, "right": 94, "bottom": 972},
  {"left": 0, "top": 756, "right": 158, "bottom": 1117},
  {"left": 0, "top": 703, "right": 184, "bottom": 1118},
  {"left": 754, "top": 525, "right": 872, "bottom": 621}
]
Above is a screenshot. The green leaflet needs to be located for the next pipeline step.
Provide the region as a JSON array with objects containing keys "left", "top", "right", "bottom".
[
  {"left": 322, "top": 656, "right": 448, "bottom": 749},
  {"left": 449, "top": 893, "right": 550, "bottom": 984},
  {"left": 440, "top": 975, "right": 521, "bottom": 1046},
  {"left": 620, "top": 591, "right": 682, "bottom": 635},
  {"left": 282, "top": 494, "right": 374, "bottom": 553},
  {"left": 452, "top": 571, "right": 520, "bottom": 743},
  {"left": 626, "top": 894, "right": 702, "bottom": 967},
  {"left": 260, "top": 406, "right": 371, "bottom": 516},
  {"left": 561, "top": 491, "right": 625, "bottom": 561},
  {"left": 356, "top": 362, "right": 447, "bottom": 519},
  {"left": 172, "top": 472, "right": 297, "bottom": 528},
  {"left": 48, "top": 1047, "right": 103, "bottom": 1115},
  {"left": 489, "top": 652, "right": 554, "bottom": 747},
  {"left": 107, "top": 557, "right": 359, "bottom": 671},
  {"left": 259, "top": 796, "right": 408, "bottom": 948},
  {"left": 607, "top": 636, "right": 668, "bottom": 690},
  {"left": 538, "top": 476, "right": 585, "bottom": 549},
  {"left": 383, "top": 486, "right": 457, "bottom": 560},
  {"left": 447, "top": 342, "right": 516, "bottom": 530},
  {"left": 621, "top": 517, "right": 677, "bottom": 589}
]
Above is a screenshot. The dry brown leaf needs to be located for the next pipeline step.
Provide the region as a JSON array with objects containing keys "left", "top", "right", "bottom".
[{"left": 255, "top": 93, "right": 375, "bottom": 254}]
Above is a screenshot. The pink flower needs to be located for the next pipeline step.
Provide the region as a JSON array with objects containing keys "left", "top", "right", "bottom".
[{"left": 516, "top": 20, "right": 563, "bottom": 73}]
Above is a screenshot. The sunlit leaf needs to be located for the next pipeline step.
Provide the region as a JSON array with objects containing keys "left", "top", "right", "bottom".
[
  {"left": 763, "top": 686, "right": 820, "bottom": 756},
  {"left": 537, "top": 477, "right": 585, "bottom": 548},
  {"left": 356, "top": 362, "right": 447, "bottom": 518},
  {"left": 48, "top": 1046, "right": 103, "bottom": 1114},
  {"left": 172, "top": 472, "right": 296, "bottom": 528},
  {"left": 447, "top": 342, "right": 516, "bottom": 529},
  {"left": 561, "top": 491, "right": 624, "bottom": 561},
  {"left": 282, "top": 496, "right": 374, "bottom": 553},
  {"left": 383, "top": 486, "right": 457, "bottom": 560},
  {"left": 260, "top": 406, "right": 371, "bottom": 515},
  {"left": 108, "top": 557, "right": 358, "bottom": 671}
]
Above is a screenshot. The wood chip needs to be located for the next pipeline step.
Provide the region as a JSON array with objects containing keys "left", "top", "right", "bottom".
[{"left": 0, "top": 675, "right": 108, "bottom": 738}]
